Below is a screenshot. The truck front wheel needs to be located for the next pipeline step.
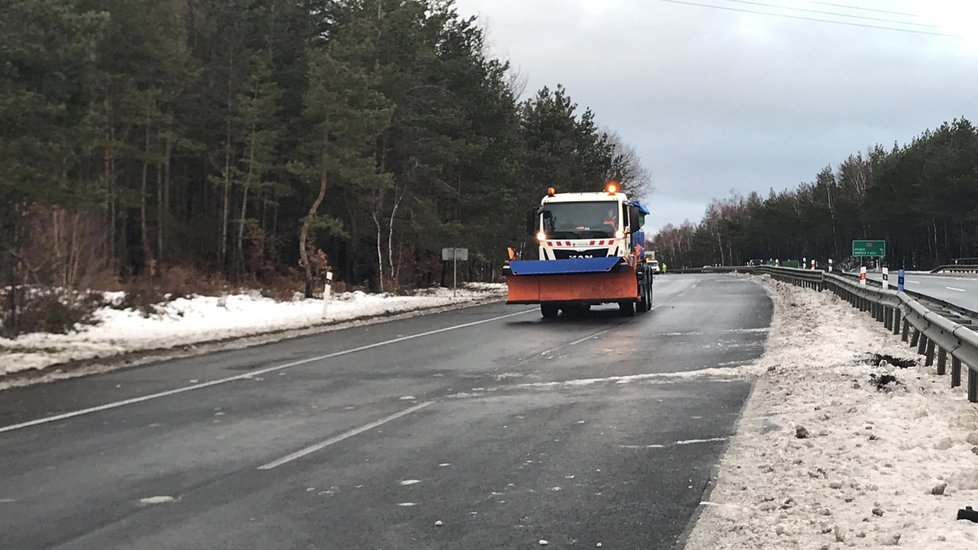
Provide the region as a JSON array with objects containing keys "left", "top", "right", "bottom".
[
  {"left": 541, "top": 304, "right": 559, "bottom": 319},
  {"left": 618, "top": 300, "right": 635, "bottom": 317}
]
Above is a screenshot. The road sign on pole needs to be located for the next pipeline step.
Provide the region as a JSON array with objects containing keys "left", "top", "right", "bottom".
[
  {"left": 441, "top": 248, "right": 469, "bottom": 296},
  {"left": 852, "top": 240, "right": 886, "bottom": 257}
]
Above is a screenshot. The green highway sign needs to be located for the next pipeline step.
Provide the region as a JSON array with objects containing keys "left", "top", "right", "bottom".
[{"left": 853, "top": 240, "right": 886, "bottom": 257}]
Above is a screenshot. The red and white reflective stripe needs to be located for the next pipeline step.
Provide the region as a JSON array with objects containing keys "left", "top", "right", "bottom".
[{"left": 589, "top": 241, "right": 595, "bottom": 246}]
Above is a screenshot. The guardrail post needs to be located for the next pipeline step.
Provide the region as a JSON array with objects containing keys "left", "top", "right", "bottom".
[
  {"left": 969, "top": 367, "right": 978, "bottom": 403},
  {"left": 893, "top": 309, "right": 901, "bottom": 335},
  {"left": 952, "top": 357, "right": 962, "bottom": 387},
  {"left": 937, "top": 348, "right": 947, "bottom": 375},
  {"left": 884, "top": 307, "right": 893, "bottom": 330},
  {"left": 917, "top": 333, "right": 929, "bottom": 356},
  {"left": 925, "top": 339, "right": 935, "bottom": 366},
  {"left": 910, "top": 328, "right": 921, "bottom": 347},
  {"left": 901, "top": 320, "right": 910, "bottom": 341}
]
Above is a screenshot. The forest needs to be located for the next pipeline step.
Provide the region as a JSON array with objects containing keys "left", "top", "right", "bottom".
[
  {"left": 0, "top": 0, "right": 649, "bottom": 332},
  {"left": 653, "top": 118, "right": 978, "bottom": 271}
]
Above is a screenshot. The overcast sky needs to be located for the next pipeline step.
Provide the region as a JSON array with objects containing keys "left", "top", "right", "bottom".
[{"left": 453, "top": 0, "right": 978, "bottom": 232}]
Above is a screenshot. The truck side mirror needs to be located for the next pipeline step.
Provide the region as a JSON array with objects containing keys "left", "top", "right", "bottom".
[
  {"left": 629, "top": 206, "right": 641, "bottom": 233},
  {"left": 525, "top": 208, "right": 538, "bottom": 236}
]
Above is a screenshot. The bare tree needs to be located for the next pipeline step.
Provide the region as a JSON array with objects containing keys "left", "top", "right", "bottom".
[{"left": 604, "top": 130, "right": 652, "bottom": 196}]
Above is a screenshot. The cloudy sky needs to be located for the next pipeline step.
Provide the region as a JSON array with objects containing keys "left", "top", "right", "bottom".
[{"left": 453, "top": 0, "right": 978, "bottom": 232}]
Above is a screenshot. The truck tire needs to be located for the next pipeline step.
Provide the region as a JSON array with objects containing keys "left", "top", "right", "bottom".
[
  {"left": 541, "top": 304, "right": 559, "bottom": 319},
  {"left": 618, "top": 300, "right": 635, "bottom": 317}
]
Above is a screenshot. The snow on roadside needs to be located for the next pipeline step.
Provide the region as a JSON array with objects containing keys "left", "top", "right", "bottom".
[
  {"left": 685, "top": 276, "right": 978, "bottom": 549},
  {"left": 0, "top": 285, "right": 504, "bottom": 377}
]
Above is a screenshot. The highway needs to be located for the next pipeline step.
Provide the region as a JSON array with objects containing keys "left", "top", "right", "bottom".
[
  {"left": 0, "top": 274, "right": 771, "bottom": 549},
  {"left": 862, "top": 271, "right": 978, "bottom": 312}
]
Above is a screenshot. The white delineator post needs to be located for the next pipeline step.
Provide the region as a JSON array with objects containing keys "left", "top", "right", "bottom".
[
  {"left": 322, "top": 271, "right": 333, "bottom": 317},
  {"left": 859, "top": 266, "right": 867, "bottom": 286},
  {"left": 811, "top": 259, "right": 816, "bottom": 270},
  {"left": 828, "top": 259, "right": 833, "bottom": 272},
  {"left": 882, "top": 266, "right": 889, "bottom": 290}
]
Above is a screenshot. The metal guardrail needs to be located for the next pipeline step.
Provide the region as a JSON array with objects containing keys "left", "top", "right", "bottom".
[
  {"left": 932, "top": 264, "right": 978, "bottom": 274},
  {"left": 756, "top": 266, "right": 978, "bottom": 403}
]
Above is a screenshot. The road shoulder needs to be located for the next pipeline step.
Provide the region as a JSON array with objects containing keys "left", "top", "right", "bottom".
[{"left": 684, "top": 275, "right": 978, "bottom": 549}]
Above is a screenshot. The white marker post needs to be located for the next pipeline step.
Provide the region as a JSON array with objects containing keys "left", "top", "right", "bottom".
[
  {"left": 859, "top": 266, "right": 867, "bottom": 286},
  {"left": 828, "top": 259, "right": 833, "bottom": 272},
  {"left": 882, "top": 267, "right": 889, "bottom": 290},
  {"left": 811, "top": 259, "right": 816, "bottom": 270},
  {"left": 322, "top": 271, "right": 333, "bottom": 317}
]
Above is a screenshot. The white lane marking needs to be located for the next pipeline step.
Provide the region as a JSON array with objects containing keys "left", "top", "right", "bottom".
[
  {"left": 258, "top": 401, "right": 433, "bottom": 470},
  {"left": 568, "top": 328, "right": 614, "bottom": 346},
  {"left": 946, "top": 286, "right": 967, "bottom": 292},
  {"left": 907, "top": 281, "right": 920, "bottom": 285},
  {"left": 619, "top": 437, "right": 727, "bottom": 450},
  {"left": 0, "top": 310, "right": 533, "bottom": 435}
]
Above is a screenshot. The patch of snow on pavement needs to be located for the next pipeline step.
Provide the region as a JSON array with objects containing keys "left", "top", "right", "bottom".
[
  {"left": 0, "top": 285, "right": 504, "bottom": 378},
  {"left": 684, "top": 276, "right": 978, "bottom": 549}
]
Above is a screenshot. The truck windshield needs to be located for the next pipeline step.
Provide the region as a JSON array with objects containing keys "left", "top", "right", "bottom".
[{"left": 543, "top": 201, "right": 619, "bottom": 239}]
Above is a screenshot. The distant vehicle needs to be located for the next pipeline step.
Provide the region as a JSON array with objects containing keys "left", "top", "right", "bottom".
[
  {"left": 504, "top": 183, "right": 654, "bottom": 318},
  {"left": 648, "top": 259, "right": 660, "bottom": 273}
]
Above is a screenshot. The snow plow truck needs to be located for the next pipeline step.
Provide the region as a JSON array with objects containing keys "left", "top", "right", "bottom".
[{"left": 504, "top": 183, "right": 654, "bottom": 318}]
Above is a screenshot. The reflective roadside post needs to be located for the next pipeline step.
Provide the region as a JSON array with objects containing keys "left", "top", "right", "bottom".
[
  {"left": 828, "top": 259, "right": 834, "bottom": 272},
  {"left": 898, "top": 269, "right": 906, "bottom": 292},
  {"left": 811, "top": 259, "right": 816, "bottom": 270},
  {"left": 322, "top": 271, "right": 333, "bottom": 317},
  {"left": 882, "top": 266, "right": 889, "bottom": 290},
  {"left": 859, "top": 266, "right": 867, "bottom": 286}
]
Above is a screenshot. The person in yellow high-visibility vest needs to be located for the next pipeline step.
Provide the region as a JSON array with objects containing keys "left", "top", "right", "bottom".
[{"left": 662, "top": 262, "right": 667, "bottom": 273}]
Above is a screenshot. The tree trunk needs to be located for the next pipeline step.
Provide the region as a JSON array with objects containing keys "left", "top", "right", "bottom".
[
  {"left": 299, "top": 123, "right": 329, "bottom": 298},
  {"left": 373, "top": 209, "right": 384, "bottom": 293},
  {"left": 140, "top": 123, "right": 155, "bottom": 276},
  {"left": 220, "top": 52, "right": 234, "bottom": 271},
  {"left": 387, "top": 188, "right": 403, "bottom": 289},
  {"left": 237, "top": 102, "right": 258, "bottom": 279},
  {"left": 104, "top": 119, "right": 116, "bottom": 263}
]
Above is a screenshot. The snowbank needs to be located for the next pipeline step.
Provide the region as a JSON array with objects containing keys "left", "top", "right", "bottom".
[
  {"left": 685, "top": 276, "right": 978, "bottom": 549},
  {"left": 0, "top": 285, "right": 504, "bottom": 378}
]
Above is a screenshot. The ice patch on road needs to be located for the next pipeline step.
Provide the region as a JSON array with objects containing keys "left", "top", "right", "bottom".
[{"left": 138, "top": 496, "right": 176, "bottom": 505}]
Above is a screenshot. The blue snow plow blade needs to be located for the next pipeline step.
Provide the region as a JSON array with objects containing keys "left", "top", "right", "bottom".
[{"left": 509, "top": 257, "right": 622, "bottom": 276}]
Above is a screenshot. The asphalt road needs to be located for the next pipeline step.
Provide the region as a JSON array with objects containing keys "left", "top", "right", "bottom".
[
  {"left": 0, "top": 274, "right": 772, "bottom": 550},
  {"left": 863, "top": 271, "right": 978, "bottom": 312}
]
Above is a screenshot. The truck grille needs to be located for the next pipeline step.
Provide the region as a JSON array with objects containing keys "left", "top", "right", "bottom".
[{"left": 552, "top": 248, "right": 610, "bottom": 260}]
